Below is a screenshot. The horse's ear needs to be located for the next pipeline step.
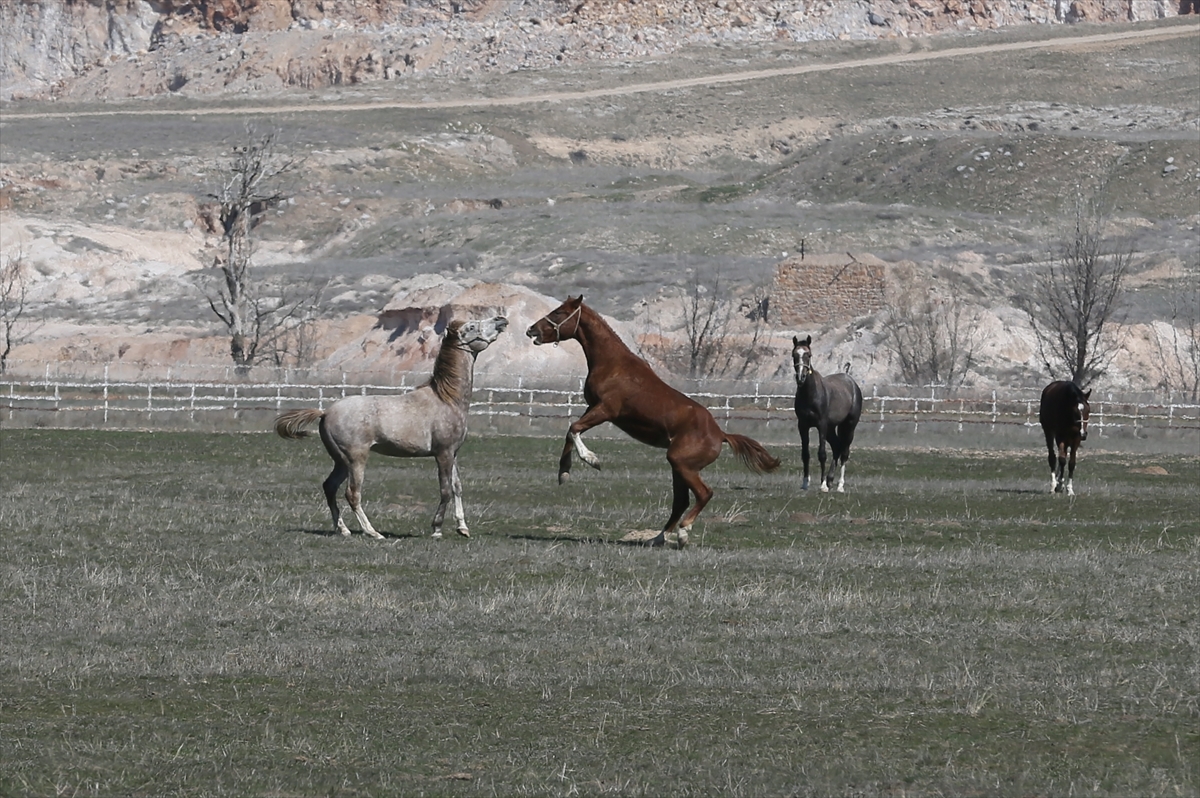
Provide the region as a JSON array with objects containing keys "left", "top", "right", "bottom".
[
  {"left": 803, "top": 335, "right": 812, "bottom": 347},
  {"left": 1082, "top": 390, "right": 1091, "bottom": 400},
  {"left": 577, "top": 294, "right": 584, "bottom": 304},
  {"left": 792, "top": 336, "right": 800, "bottom": 347}
]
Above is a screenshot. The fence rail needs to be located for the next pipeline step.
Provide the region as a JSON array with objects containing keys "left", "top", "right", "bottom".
[{"left": 3, "top": 367, "right": 1198, "bottom": 441}]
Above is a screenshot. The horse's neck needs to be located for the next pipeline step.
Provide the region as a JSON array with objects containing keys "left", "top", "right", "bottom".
[
  {"left": 430, "top": 346, "right": 475, "bottom": 409},
  {"left": 576, "top": 308, "right": 634, "bottom": 371},
  {"left": 797, "top": 369, "right": 826, "bottom": 405}
]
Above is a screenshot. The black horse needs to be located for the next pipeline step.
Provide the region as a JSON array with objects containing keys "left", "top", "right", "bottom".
[
  {"left": 1039, "top": 380, "right": 1091, "bottom": 496},
  {"left": 792, "top": 335, "right": 863, "bottom": 492}
]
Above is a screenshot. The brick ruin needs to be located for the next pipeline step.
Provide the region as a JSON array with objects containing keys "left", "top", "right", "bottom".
[{"left": 771, "top": 252, "right": 888, "bottom": 328}]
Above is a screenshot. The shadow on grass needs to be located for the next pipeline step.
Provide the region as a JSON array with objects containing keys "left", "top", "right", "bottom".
[
  {"left": 503, "top": 531, "right": 618, "bottom": 546},
  {"left": 291, "top": 527, "right": 423, "bottom": 540}
]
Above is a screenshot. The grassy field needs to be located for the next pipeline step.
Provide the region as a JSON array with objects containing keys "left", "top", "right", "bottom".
[{"left": 1, "top": 429, "right": 1196, "bottom": 797}]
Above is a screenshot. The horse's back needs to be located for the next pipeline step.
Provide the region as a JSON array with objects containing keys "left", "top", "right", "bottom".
[
  {"left": 324, "top": 391, "right": 460, "bottom": 456},
  {"left": 1039, "top": 380, "right": 1077, "bottom": 431},
  {"left": 826, "top": 372, "right": 863, "bottom": 424}
]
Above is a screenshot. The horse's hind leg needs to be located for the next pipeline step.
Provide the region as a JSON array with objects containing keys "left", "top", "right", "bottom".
[
  {"left": 345, "top": 457, "right": 383, "bottom": 539},
  {"left": 833, "top": 421, "right": 858, "bottom": 493},
  {"left": 816, "top": 427, "right": 831, "bottom": 493},
  {"left": 673, "top": 467, "right": 714, "bottom": 549},
  {"left": 432, "top": 449, "right": 469, "bottom": 538},
  {"left": 649, "top": 469, "right": 693, "bottom": 548},
  {"left": 322, "top": 462, "right": 352, "bottom": 536},
  {"left": 451, "top": 461, "right": 469, "bottom": 537}
]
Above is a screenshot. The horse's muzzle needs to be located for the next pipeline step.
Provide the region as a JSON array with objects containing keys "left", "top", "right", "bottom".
[{"left": 526, "top": 324, "right": 545, "bottom": 345}]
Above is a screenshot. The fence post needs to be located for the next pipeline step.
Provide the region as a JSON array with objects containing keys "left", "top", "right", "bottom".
[{"left": 103, "top": 364, "right": 110, "bottom": 425}]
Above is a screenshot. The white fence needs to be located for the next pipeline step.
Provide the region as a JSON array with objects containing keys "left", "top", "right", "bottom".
[{"left": 3, "top": 365, "right": 1198, "bottom": 444}]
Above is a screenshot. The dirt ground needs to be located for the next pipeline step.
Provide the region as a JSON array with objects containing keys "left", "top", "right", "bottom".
[{"left": 1, "top": 19, "right": 1198, "bottom": 390}]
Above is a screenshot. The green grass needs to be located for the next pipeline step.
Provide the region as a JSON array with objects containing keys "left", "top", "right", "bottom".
[{"left": 1, "top": 430, "right": 1197, "bottom": 797}]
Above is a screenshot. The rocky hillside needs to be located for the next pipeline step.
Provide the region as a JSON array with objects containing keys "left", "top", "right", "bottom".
[
  {"left": 2, "top": 5, "right": 1197, "bottom": 395},
  {"left": 2, "top": 0, "right": 1188, "bottom": 101}
]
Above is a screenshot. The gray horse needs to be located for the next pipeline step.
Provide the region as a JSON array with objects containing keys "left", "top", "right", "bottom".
[
  {"left": 275, "top": 316, "right": 507, "bottom": 538},
  {"left": 792, "top": 335, "right": 863, "bottom": 493}
]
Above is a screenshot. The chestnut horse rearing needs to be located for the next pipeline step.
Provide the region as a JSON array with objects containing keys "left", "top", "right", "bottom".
[{"left": 527, "top": 295, "right": 780, "bottom": 548}]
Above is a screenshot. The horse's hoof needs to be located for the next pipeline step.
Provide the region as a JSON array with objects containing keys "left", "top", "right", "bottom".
[
  {"left": 646, "top": 533, "right": 667, "bottom": 548},
  {"left": 457, "top": 527, "right": 470, "bottom": 538},
  {"left": 558, "top": 471, "right": 570, "bottom": 485},
  {"left": 586, "top": 459, "right": 602, "bottom": 471},
  {"left": 819, "top": 484, "right": 830, "bottom": 494},
  {"left": 431, "top": 531, "right": 443, "bottom": 539},
  {"left": 676, "top": 528, "right": 690, "bottom": 549}
]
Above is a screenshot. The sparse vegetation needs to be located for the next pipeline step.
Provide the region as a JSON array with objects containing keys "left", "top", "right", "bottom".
[
  {"left": 878, "top": 263, "right": 981, "bottom": 387},
  {"left": 0, "top": 247, "right": 35, "bottom": 374},
  {"left": 1017, "top": 190, "right": 1133, "bottom": 387},
  {"left": 1, "top": 430, "right": 1196, "bottom": 797},
  {"left": 199, "top": 125, "right": 324, "bottom": 372}
]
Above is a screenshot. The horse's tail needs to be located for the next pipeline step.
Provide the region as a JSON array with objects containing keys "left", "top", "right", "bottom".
[
  {"left": 724, "top": 433, "right": 782, "bottom": 474},
  {"left": 275, "top": 408, "right": 325, "bottom": 440}
]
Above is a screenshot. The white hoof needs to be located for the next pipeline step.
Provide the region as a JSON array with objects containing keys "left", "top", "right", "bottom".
[
  {"left": 431, "top": 531, "right": 443, "bottom": 539},
  {"left": 456, "top": 527, "right": 470, "bottom": 538},
  {"left": 677, "top": 527, "right": 690, "bottom": 549},
  {"left": 558, "top": 471, "right": 570, "bottom": 485},
  {"left": 819, "top": 482, "right": 830, "bottom": 494}
]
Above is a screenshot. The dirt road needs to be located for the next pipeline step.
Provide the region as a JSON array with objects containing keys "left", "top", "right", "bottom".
[{"left": 5, "top": 24, "right": 1196, "bottom": 120}]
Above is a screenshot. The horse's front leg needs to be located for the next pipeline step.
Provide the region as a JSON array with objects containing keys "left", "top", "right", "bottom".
[
  {"left": 559, "top": 405, "right": 611, "bottom": 485},
  {"left": 1055, "top": 439, "right": 1069, "bottom": 494},
  {"left": 1065, "top": 440, "right": 1079, "bottom": 497},
  {"left": 798, "top": 426, "right": 811, "bottom": 490},
  {"left": 1045, "top": 432, "right": 1059, "bottom": 493},
  {"left": 816, "top": 426, "right": 831, "bottom": 493},
  {"left": 431, "top": 450, "right": 456, "bottom": 538}
]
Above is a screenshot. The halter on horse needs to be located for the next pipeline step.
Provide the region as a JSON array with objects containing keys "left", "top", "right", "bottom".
[
  {"left": 527, "top": 295, "right": 780, "bottom": 548},
  {"left": 1038, "top": 380, "right": 1091, "bottom": 496},
  {"left": 791, "top": 335, "right": 863, "bottom": 492}
]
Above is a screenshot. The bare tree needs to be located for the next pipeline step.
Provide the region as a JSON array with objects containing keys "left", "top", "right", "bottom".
[
  {"left": 879, "top": 263, "right": 980, "bottom": 387},
  {"left": 200, "top": 124, "right": 324, "bottom": 371},
  {"left": 1152, "top": 258, "right": 1200, "bottom": 402},
  {"left": 1017, "top": 193, "right": 1132, "bottom": 387},
  {"left": 669, "top": 271, "right": 770, "bottom": 379},
  {"left": 0, "top": 250, "right": 37, "bottom": 374}
]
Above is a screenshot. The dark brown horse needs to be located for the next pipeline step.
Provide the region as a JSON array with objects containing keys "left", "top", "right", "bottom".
[
  {"left": 1039, "top": 380, "right": 1091, "bottom": 496},
  {"left": 526, "top": 295, "right": 780, "bottom": 548},
  {"left": 792, "top": 335, "right": 863, "bottom": 492}
]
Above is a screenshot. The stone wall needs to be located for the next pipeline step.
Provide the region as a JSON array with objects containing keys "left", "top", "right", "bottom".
[{"left": 772, "top": 253, "right": 888, "bottom": 328}]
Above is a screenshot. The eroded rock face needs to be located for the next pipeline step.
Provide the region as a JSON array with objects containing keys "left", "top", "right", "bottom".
[{"left": 2, "top": 0, "right": 1182, "bottom": 100}]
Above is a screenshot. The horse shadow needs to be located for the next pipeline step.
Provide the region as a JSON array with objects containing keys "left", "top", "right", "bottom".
[
  {"left": 503, "top": 532, "right": 617, "bottom": 546},
  {"left": 292, "top": 528, "right": 423, "bottom": 540}
]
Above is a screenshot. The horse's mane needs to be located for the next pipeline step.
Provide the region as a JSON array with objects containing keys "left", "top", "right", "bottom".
[
  {"left": 580, "top": 302, "right": 632, "bottom": 353},
  {"left": 429, "top": 321, "right": 470, "bottom": 405}
]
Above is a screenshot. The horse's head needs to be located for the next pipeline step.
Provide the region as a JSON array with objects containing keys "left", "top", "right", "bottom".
[
  {"left": 792, "top": 335, "right": 814, "bottom": 385},
  {"left": 452, "top": 316, "right": 508, "bottom": 353},
  {"left": 1077, "top": 389, "right": 1092, "bottom": 441},
  {"left": 527, "top": 295, "right": 584, "bottom": 346}
]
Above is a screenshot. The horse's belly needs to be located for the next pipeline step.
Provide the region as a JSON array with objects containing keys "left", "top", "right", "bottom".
[
  {"left": 372, "top": 438, "right": 432, "bottom": 458},
  {"left": 612, "top": 418, "right": 671, "bottom": 448}
]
